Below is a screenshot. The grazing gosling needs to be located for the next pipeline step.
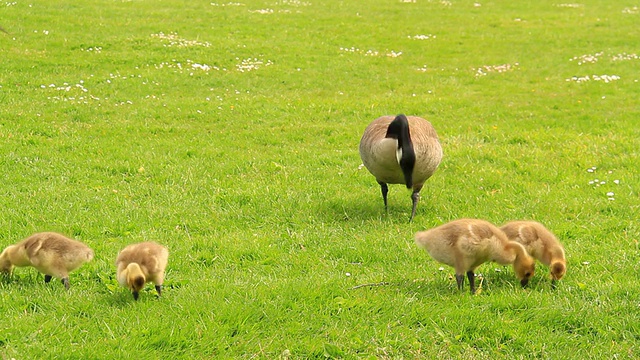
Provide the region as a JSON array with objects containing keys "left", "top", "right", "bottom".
[
  {"left": 116, "top": 242, "right": 169, "bottom": 300},
  {"left": 0, "top": 232, "right": 94, "bottom": 290},
  {"left": 500, "top": 221, "right": 566, "bottom": 287},
  {"left": 415, "top": 219, "right": 535, "bottom": 294},
  {"left": 359, "top": 114, "right": 443, "bottom": 221}
]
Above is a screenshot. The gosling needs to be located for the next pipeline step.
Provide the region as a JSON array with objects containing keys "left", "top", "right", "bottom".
[
  {"left": 116, "top": 242, "right": 169, "bottom": 300},
  {"left": 415, "top": 219, "right": 535, "bottom": 294},
  {"left": 0, "top": 232, "right": 94, "bottom": 290},
  {"left": 359, "top": 114, "right": 443, "bottom": 221},
  {"left": 500, "top": 220, "right": 566, "bottom": 288}
]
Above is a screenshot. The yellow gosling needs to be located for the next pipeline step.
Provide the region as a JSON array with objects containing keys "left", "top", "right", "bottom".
[
  {"left": 500, "top": 221, "right": 567, "bottom": 287},
  {"left": 359, "top": 114, "right": 443, "bottom": 221},
  {"left": 116, "top": 242, "right": 169, "bottom": 300},
  {"left": 0, "top": 232, "right": 94, "bottom": 290},
  {"left": 415, "top": 219, "right": 535, "bottom": 294}
]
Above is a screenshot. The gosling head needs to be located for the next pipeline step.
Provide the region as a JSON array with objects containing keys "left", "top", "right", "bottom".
[
  {"left": 129, "top": 275, "right": 145, "bottom": 300},
  {"left": 125, "top": 263, "right": 146, "bottom": 300},
  {"left": 550, "top": 261, "right": 566, "bottom": 281},
  {"left": 514, "top": 255, "right": 536, "bottom": 288},
  {"left": 0, "top": 246, "right": 14, "bottom": 274}
]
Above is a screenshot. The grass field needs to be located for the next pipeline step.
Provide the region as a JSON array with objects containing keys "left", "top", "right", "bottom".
[{"left": 1, "top": 0, "right": 639, "bottom": 358}]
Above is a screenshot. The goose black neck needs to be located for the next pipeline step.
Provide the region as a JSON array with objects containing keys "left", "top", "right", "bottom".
[{"left": 386, "top": 114, "right": 415, "bottom": 189}]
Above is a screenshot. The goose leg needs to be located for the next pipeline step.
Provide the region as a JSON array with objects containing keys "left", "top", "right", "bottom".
[
  {"left": 410, "top": 190, "right": 421, "bottom": 222},
  {"left": 378, "top": 181, "right": 389, "bottom": 211},
  {"left": 467, "top": 271, "right": 476, "bottom": 294}
]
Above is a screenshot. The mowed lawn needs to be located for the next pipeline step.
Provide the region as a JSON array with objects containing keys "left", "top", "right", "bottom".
[{"left": 1, "top": 0, "right": 639, "bottom": 358}]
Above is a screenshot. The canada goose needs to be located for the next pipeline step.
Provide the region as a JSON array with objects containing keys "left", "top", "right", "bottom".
[
  {"left": 116, "top": 242, "right": 169, "bottom": 300},
  {"left": 415, "top": 219, "right": 535, "bottom": 294},
  {"left": 359, "top": 114, "right": 443, "bottom": 221},
  {"left": 0, "top": 232, "right": 94, "bottom": 290},
  {"left": 500, "top": 221, "right": 566, "bottom": 287}
]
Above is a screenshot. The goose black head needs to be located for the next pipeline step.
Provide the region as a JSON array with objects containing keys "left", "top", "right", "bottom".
[{"left": 386, "top": 114, "right": 415, "bottom": 188}]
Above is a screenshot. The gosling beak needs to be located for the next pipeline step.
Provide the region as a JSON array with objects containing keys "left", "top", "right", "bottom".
[
  {"left": 520, "top": 278, "right": 529, "bottom": 287},
  {"left": 132, "top": 291, "right": 139, "bottom": 300}
]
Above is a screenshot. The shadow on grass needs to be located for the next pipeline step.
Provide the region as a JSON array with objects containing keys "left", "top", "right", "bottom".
[
  {"left": 360, "top": 271, "right": 554, "bottom": 298},
  {"left": 315, "top": 198, "right": 439, "bottom": 224},
  {"left": 347, "top": 277, "right": 457, "bottom": 297},
  {"left": 105, "top": 288, "right": 167, "bottom": 307},
  {"left": 0, "top": 272, "right": 48, "bottom": 289}
]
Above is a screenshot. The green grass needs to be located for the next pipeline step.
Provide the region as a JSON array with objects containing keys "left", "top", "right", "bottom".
[{"left": 1, "top": 0, "right": 639, "bottom": 358}]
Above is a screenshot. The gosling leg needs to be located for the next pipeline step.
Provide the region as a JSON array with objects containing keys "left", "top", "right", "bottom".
[
  {"left": 61, "top": 277, "right": 70, "bottom": 290},
  {"left": 467, "top": 271, "right": 476, "bottom": 294},
  {"left": 44, "top": 275, "right": 52, "bottom": 283},
  {"left": 455, "top": 274, "right": 465, "bottom": 291},
  {"left": 155, "top": 284, "right": 162, "bottom": 297}
]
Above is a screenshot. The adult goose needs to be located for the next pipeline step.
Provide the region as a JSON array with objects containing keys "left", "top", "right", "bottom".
[{"left": 359, "top": 114, "right": 442, "bottom": 221}]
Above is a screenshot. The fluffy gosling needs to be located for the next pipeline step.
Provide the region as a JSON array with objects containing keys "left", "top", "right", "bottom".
[
  {"left": 500, "top": 220, "right": 566, "bottom": 288},
  {"left": 116, "top": 242, "right": 169, "bottom": 300},
  {"left": 359, "top": 114, "right": 443, "bottom": 221},
  {"left": 415, "top": 219, "right": 535, "bottom": 294},
  {"left": 0, "top": 232, "right": 94, "bottom": 290}
]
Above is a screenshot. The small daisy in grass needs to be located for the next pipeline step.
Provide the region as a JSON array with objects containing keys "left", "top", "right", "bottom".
[
  {"left": 150, "top": 32, "right": 211, "bottom": 48},
  {"left": 569, "top": 52, "right": 603, "bottom": 65},
  {"left": 409, "top": 34, "right": 436, "bottom": 40},
  {"left": 555, "top": 3, "right": 583, "bottom": 8},
  {"left": 249, "top": 8, "right": 274, "bottom": 14},
  {"left": 210, "top": 2, "right": 244, "bottom": 6},
  {"left": 81, "top": 46, "right": 102, "bottom": 53},
  {"left": 274, "top": 0, "right": 311, "bottom": 6},
  {"left": 235, "top": 58, "right": 274, "bottom": 72},
  {"left": 586, "top": 166, "right": 621, "bottom": 201},
  {"left": 339, "top": 47, "right": 402, "bottom": 58},
  {"left": 566, "top": 74, "right": 620, "bottom": 83},
  {"left": 612, "top": 52, "right": 638, "bottom": 61},
  {"left": 474, "top": 63, "right": 518, "bottom": 77}
]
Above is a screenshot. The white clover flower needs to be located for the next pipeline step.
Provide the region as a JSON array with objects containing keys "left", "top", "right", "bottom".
[
  {"left": 474, "top": 63, "right": 518, "bottom": 77},
  {"left": 410, "top": 34, "right": 435, "bottom": 40}
]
